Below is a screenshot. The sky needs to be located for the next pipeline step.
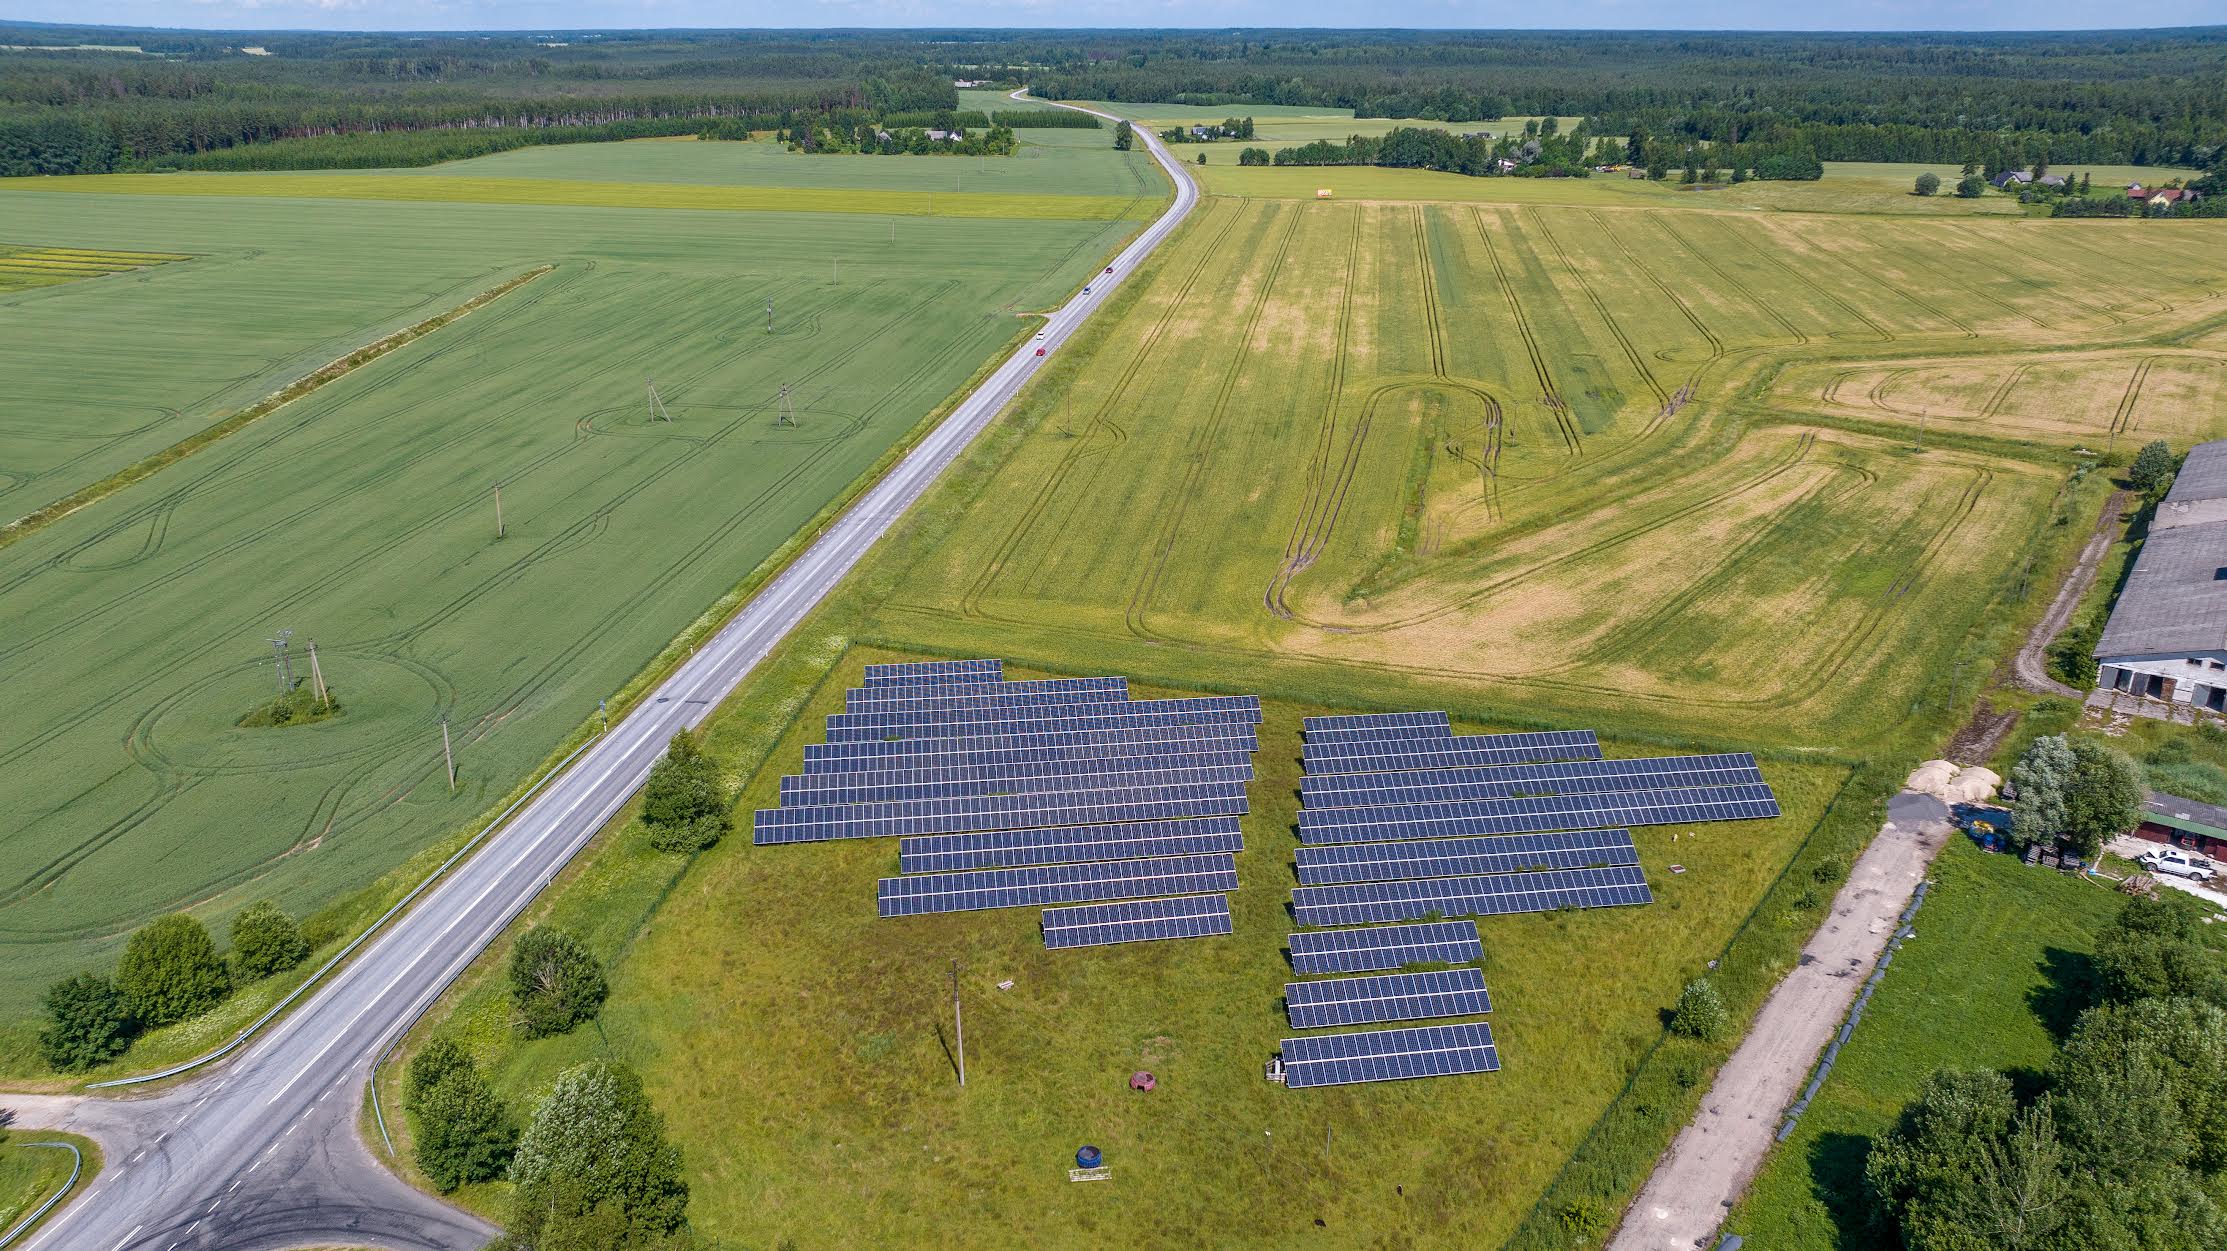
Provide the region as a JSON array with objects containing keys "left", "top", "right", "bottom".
[{"left": 7, "top": 2, "right": 2224, "bottom": 33}]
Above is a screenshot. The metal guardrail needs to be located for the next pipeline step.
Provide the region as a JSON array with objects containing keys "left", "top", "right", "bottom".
[
  {"left": 0, "top": 1142, "right": 84, "bottom": 1248},
  {"left": 88, "top": 733, "right": 602, "bottom": 1090}
]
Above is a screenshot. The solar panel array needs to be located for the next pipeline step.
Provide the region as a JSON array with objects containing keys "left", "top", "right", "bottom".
[
  {"left": 1271, "top": 715, "right": 1778, "bottom": 1090},
  {"left": 1280, "top": 1022, "right": 1501, "bottom": 1089},
  {"left": 1285, "top": 969, "right": 1492, "bottom": 1030},
  {"left": 755, "top": 663, "right": 1255, "bottom": 951},
  {"left": 1043, "top": 894, "right": 1233, "bottom": 949}
]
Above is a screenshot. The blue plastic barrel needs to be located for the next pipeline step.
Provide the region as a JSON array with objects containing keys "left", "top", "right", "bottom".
[{"left": 1075, "top": 1145, "right": 1103, "bottom": 1169}]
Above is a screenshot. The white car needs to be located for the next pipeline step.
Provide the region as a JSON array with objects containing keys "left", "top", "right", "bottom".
[
  {"left": 1034, "top": 330, "right": 1047, "bottom": 341},
  {"left": 2141, "top": 847, "right": 2218, "bottom": 882}
]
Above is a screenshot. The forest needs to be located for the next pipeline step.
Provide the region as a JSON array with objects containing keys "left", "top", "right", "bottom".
[{"left": 2, "top": 23, "right": 2225, "bottom": 176}]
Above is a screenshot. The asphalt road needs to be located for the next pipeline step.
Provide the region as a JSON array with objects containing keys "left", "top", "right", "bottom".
[{"left": 10, "top": 99, "right": 1196, "bottom": 1251}]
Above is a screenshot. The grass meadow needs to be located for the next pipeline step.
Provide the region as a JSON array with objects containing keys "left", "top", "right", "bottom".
[{"left": 0, "top": 130, "right": 1145, "bottom": 1017}]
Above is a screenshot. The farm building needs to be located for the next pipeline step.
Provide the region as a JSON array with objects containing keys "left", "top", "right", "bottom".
[
  {"left": 1992, "top": 170, "right": 2033, "bottom": 188},
  {"left": 2094, "top": 438, "right": 2227, "bottom": 710},
  {"left": 2135, "top": 791, "right": 2227, "bottom": 859}
]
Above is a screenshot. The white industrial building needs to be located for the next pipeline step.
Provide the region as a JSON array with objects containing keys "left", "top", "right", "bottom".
[{"left": 2095, "top": 438, "right": 2227, "bottom": 711}]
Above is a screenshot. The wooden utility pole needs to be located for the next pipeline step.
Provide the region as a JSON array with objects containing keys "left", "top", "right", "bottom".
[
  {"left": 952, "top": 959, "right": 966, "bottom": 1088},
  {"left": 493, "top": 485, "right": 505, "bottom": 538},
  {"left": 307, "top": 642, "right": 329, "bottom": 708},
  {"left": 441, "top": 718, "right": 456, "bottom": 791}
]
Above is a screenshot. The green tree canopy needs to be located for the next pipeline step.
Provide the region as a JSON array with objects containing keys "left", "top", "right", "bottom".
[
  {"left": 2009, "top": 734, "right": 2074, "bottom": 846},
  {"left": 1956, "top": 175, "right": 1986, "bottom": 197},
  {"left": 2061, "top": 738, "right": 2144, "bottom": 860},
  {"left": 115, "top": 913, "right": 231, "bottom": 1028},
  {"left": 639, "top": 731, "right": 730, "bottom": 853},
  {"left": 1866, "top": 1068, "right": 2020, "bottom": 1246},
  {"left": 228, "top": 899, "right": 311, "bottom": 981},
  {"left": 1113, "top": 120, "right": 1133, "bottom": 151},
  {"left": 509, "top": 927, "right": 608, "bottom": 1039},
  {"left": 2129, "top": 439, "right": 2178, "bottom": 495},
  {"left": 1914, "top": 171, "right": 1941, "bottom": 195},
  {"left": 1669, "top": 977, "right": 1729, "bottom": 1041},
  {"left": 2093, "top": 896, "right": 2222, "bottom": 1005},
  {"left": 39, "top": 972, "right": 136, "bottom": 1072},
  {"left": 507, "top": 1060, "right": 690, "bottom": 1247},
  {"left": 406, "top": 1039, "right": 516, "bottom": 1192}
]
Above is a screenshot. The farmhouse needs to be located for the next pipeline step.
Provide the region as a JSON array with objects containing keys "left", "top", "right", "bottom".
[
  {"left": 2127, "top": 185, "right": 2199, "bottom": 209},
  {"left": 2094, "top": 439, "right": 2227, "bottom": 710},
  {"left": 1992, "top": 170, "right": 2033, "bottom": 188},
  {"left": 2135, "top": 790, "right": 2227, "bottom": 859}
]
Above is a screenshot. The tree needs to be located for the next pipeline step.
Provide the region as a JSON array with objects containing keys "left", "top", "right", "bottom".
[
  {"left": 229, "top": 900, "right": 311, "bottom": 981},
  {"left": 1962, "top": 156, "right": 1980, "bottom": 176},
  {"left": 2008, "top": 734, "right": 2074, "bottom": 847},
  {"left": 2061, "top": 738, "right": 2143, "bottom": 860},
  {"left": 407, "top": 1039, "right": 516, "bottom": 1192},
  {"left": 1669, "top": 978, "right": 1729, "bottom": 1041},
  {"left": 2093, "top": 895, "right": 2221, "bottom": 1005},
  {"left": 1914, "top": 171, "right": 1941, "bottom": 196},
  {"left": 1866, "top": 1068, "right": 2018, "bottom": 1245},
  {"left": 115, "top": 914, "right": 231, "bottom": 1028},
  {"left": 2129, "top": 439, "right": 2177, "bottom": 495},
  {"left": 1956, "top": 175, "right": 1986, "bottom": 198},
  {"left": 1195, "top": 152, "right": 1206, "bottom": 165},
  {"left": 1112, "top": 120, "right": 1132, "bottom": 151},
  {"left": 2055, "top": 995, "right": 2227, "bottom": 1179},
  {"left": 639, "top": 731, "right": 729, "bottom": 854},
  {"left": 509, "top": 927, "right": 607, "bottom": 1038},
  {"left": 507, "top": 1061, "right": 690, "bottom": 1247},
  {"left": 39, "top": 973, "right": 135, "bottom": 1072},
  {"left": 1238, "top": 147, "right": 1269, "bottom": 166}
]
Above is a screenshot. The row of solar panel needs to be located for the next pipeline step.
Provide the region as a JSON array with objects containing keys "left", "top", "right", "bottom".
[
  {"left": 843, "top": 677, "right": 1129, "bottom": 716},
  {"left": 780, "top": 759, "right": 1257, "bottom": 808},
  {"left": 785, "top": 743, "right": 1257, "bottom": 800},
  {"left": 1301, "top": 728, "right": 1604, "bottom": 773},
  {"left": 803, "top": 719, "right": 1256, "bottom": 770},
  {"left": 1302, "top": 710, "right": 1451, "bottom": 737},
  {"left": 825, "top": 704, "right": 1262, "bottom": 745},
  {"left": 1280, "top": 1021, "right": 1500, "bottom": 1089},
  {"left": 1297, "top": 783, "right": 1784, "bottom": 844},
  {"left": 860, "top": 657, "right": 1002, "bottom": 686},
  {"left": 1288, "top": 920, "right": 1482, "bottom": 974},
  {"left": 1292, "top": 864, "right": 1654, "bottom": 928},
  {"left": 875, "top": 854, "right": 1239, "bottom": 916},
  {"left": 826, "top": 693, "right": 1260, "bottom": 737},
  {"left": 899, "top": 816, "right": 1244, "bottom": 874},
  {"left": 1294, "top": 828, "right": 1639, "bottom": 886},
  {"left": 755, "top": 782, "right": 1250, "bottom": 844},
  {"left": 1285, "top": 968, "right": 1492, "bottom": 1030},
  {"left": 1299, "top": 752, "right": 1762, "bottom": 808},
  {"left": 1042, "top": 894, "right": 1232, "bottom": 949}
]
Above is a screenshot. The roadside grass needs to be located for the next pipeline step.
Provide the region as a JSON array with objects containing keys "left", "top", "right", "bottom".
[
  {"left": 386, "top": 642, "right": 1851, "bottom": 1248},
  {"left": 4, "top": 173, "right": 1155, "bottom": 221},
  {"left": 1726, "top": 839, "right": 2138, "bottom": 1249},
  {"left": 0, "top": 1132, "right": 97, "bottom": 1242}
]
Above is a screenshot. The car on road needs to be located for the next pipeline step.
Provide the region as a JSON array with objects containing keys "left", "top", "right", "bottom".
[
  {"left": 1083, "top": 284, "right": 1093, "bottom": 294},
  {"left": 2141, "top": 846, "right": 2218, "bottom": 882},
  {"left": 1105, "top": 265, "right": 1115, "bottom": 273},
  {"left": 1035, "top": 347, "right": 1046, "bottom": 356}
]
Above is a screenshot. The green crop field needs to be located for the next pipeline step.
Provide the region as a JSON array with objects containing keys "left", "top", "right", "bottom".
[{"left": 0, "top": 131, "right": 1147, "bottom": 1015}]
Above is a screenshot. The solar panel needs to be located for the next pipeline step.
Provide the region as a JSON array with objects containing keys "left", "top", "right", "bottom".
[
  {"left": 1295, "top": 783, "right": 1782, "bottom": 844},
  {"left": 876, "top": 854, "right": 1239, "bottom": 916},
  {"left": 1042, "top": 894, "right": 1232, "bottom": 949},
  {"left": 780, "top": 760, "right": 1255, "bottom": 808},
  {"left": 1291, "top": 865, "right": 1654, "bottom": 927},
  {"left": 861, "top": 658, "right": 1002, "bottom": 686},
  {"left": 1280, "top": 1021, "right": 1500, "bottom": 1088},
  {"left": 843, "top": 678, "right": 1130, "bottom": 715},
  {"left": 825, "top": 694, "right": 1261, "bottom": 739},
  {"left": 824, "top": 704, "right": 1263, "bottom": 745},
  {"left": 1294, "top": 829, "right": 1639, "bottom": 885},
  {"left": 1288, "top": 921, "right": 1482, "bottom": 975},
  {"left": 803, "top": 723, "right": 1259, "bottom": 771},
  {"left": 1302, "top": 711, "right": 1452, "bottom": 737},
  {"left": 754, "top": 781, "right": 1251, "bottom": 843},
  {"left": 790, "top": 747, "right": 1257, "bottom": 800},
  {"left": 1302, "top": 729, "right": 1601, "bottom": 772},
  {"left": 1285, "top": 969, "right": 1492, "bottom": 1029},
  {"left": 900, "top": 816, "right": 1244, "bottom": 873},
  {"left": 1301, "top": 754, "right": 1762, "bottom": 809}
]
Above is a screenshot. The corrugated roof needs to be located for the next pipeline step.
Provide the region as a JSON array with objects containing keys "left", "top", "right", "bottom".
[
  {"left": 2144, "top": 790, "right": 2227, "bottom": 838},
  {"left": 2096, "top": 439, "right": 2227, "bottom": 659}
]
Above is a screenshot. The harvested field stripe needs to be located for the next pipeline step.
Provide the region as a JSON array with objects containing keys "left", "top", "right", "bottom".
[{"left": 6, "top": 173, "right": 1150, "bottom": 222}]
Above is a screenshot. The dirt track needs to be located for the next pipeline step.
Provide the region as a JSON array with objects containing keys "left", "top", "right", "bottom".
[{"left": 2010, "top": 488, "right": 2126, "bottom": 698}]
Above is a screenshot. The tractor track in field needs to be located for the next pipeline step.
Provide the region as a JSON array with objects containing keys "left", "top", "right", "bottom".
[
  {"left": 1266, "top": 205, "right": 1364, "bottom": 622},
  {"left": 1718, "top": 215, "right": 1896, "bottom": 343},
  {"left": 1585, "top": 209, "right": 1721, "bottom": 392},
  {"left": 1650, "top": 213, "right": 1811, "bottom": 348},
  {"left": 1525, "top": 207, "right": 1670, "bottom": 411},
  {"left": 959, "top": 198, "right": 1243, "bottom": 621},
  {"left": 1124, "top": 202, "right": 1304, "bottom": 642},
  {"left": 1470, "top": 207, "right": 1579, "bottom": 456}
]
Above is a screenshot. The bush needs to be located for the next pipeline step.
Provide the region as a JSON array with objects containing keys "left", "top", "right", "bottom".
[
  {"left": 406, "top": 1038, "right": 516, "bottom": 1192},
  {"left": 509, "top": 928, "right": 607, "bottom": 1038},
  {"left": 1238, "top": 147, "right": 1270, "bottom": 166},
  {"left": 648, "top": 814, "right": 727, "bottom": 854},
  {"left": 640, "top": 731, "right": 730, "bottom": 852},
  {"left": 229, "top": 900, "right": 311, "bottom": 980},
  {"left": 2128, "top": 439, "right": 2177, "bottom": 496},
  {"left": 39, "top": 973, "right": 136, "bottom": 1072},
  {"left": 1914, "top": 171, "right": 1941, "bottom": 195},
  {"left": 2047, "top": 612, "right": 2104, "bottom": 689},
  {"left": 2092, "top": 895, "right": 2222, "bottom": 1004},
  {"left": 115, "top": 914, "right": 231, "bottom": 1028},
  {"left": 1670, "top": 978, "right": 1729, "bottom": 1041},
  {"left": 505, "top": 1060, "right": 690, "bottom": 1248},
  {"left": 1956, "top": 175, "right": 1986, "bottom": 198}
]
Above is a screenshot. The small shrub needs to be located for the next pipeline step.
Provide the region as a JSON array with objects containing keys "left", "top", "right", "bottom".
[
  {"left": 39, "top": 973, "right": 136, "bottom": 1072},
  {"left": 648, "top": 813, "right": 726, "bottom": 854},
  {"left": 229, "top": 900, "right": 311, "bottom": 980},
  {"left": 1914, "top": 171, "right": 1941, "bottom": 195},
  {"left": 1811, "top": 856, "right": 1849, "bottom": 885},
  {"left": 1556, "top": 1200, "right": 1607, "bottom": 1238},
  {"left": 1670, "top": 978, "right": 1730, "bottom": 1042},
  {"left": 115, "top": 913, "right": 232, "bottom": 1028},
  {"left": 509, "top": 927, "right": 607, "bottom": 1038}
]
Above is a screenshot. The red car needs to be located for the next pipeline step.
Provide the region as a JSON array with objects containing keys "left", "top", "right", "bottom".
[{"left": 1035, "top": 347, "right": 1047, "bottom": 357}]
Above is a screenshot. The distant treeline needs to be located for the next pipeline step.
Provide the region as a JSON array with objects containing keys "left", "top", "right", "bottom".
[
  {"left": 1249, "top": 124, "right": 1823, "bottom": 182},
  {"left": 164, "top": 117, "right": 717, "bottom": 171}
]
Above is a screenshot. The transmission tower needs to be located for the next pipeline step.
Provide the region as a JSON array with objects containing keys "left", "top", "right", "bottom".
[
  {"left": 646, "top": 378, "right": 672, "bottom": 423},
  {"left": 267, "top": 628, "right": 296, "bottom": 692},
  {"left": 776, "top": 383, "right": 797, "bottom": 428}
]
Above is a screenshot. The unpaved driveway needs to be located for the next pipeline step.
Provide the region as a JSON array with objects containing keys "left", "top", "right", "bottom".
[
  {"left": 2011, "top": 489, "right": 2125, "bottom": 698},
  {"left": 1607, "top": 793, "right": 1954, "bottom": 1251}
]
